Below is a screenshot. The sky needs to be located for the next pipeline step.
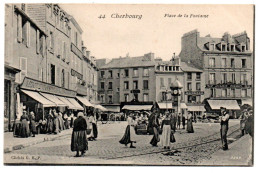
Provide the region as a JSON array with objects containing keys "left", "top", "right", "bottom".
[{"left": 60, "top": 4, "right": 254, "bottom": 60}]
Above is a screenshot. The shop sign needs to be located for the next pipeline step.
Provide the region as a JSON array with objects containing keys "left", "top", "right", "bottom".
[
  {"left": 21, "top": 77, "right": 76, "bottom": 97},
  {"left": 71, "top": 69, "right": 83, "bottom": 80},
  {"left": 184, "top": 91, "right": 204, "bottom": 95},
  {"left": 71, "top": 43, "right": 83, "bottom": 59}
]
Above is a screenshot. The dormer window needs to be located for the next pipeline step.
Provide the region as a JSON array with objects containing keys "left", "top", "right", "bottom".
[
  {"left": 230, "top": 44, "right": 235, "bottom": 51},
  {"left": 241, "top": 45, "right": 246, "bottom": 52},
  {"left": 221, "top": 44, "right": 226, "bottom": 51},
  {"left": 210, "top": 44, "right": 215, "bottom": 51}
]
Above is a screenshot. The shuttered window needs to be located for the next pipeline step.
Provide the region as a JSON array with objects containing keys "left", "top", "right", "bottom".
[
  {"left": 20, "top": 57, "right": 27, "bottom": 83},
  {"left": 17, "top": 14, "right": 22, "bottom": 43}
]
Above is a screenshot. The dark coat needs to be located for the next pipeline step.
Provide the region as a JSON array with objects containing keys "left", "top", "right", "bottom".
[{"left": 73, "top": 116, "right": 87, "bottom": 131}]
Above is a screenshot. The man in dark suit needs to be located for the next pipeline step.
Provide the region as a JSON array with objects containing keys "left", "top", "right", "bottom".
[{"left": 220, "top": 107, "right": 230, "bottom": 150}]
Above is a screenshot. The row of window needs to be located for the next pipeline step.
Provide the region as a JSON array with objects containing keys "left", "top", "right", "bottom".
[
  {"left": 210, "top": 88, "right": 249, "bottom": 98},
  {"left": 17, "top": 14, "right": 46, "bottom": 57},
  {"left": 99, "top": 93, "right": 149, "bottom": 103},
  {"left": 187, "top": 82, "right": 201, "bottom": 91},
  {"left": 208, "top": 43, "right": 247, "bottom": 52},
  {"left": 209, "top": 73, "right": 248, "bottom": 84},
  {"left": 187, "top": 72, "right": 201, "bottom": 80},
  {"left": 209, "top": 57, "right": 247, "bottom": 68},
  {"left": 100, "top": 80, "right": 149, "bottom": 90},
  {"left": 156, "top": 65, "right": 181, "bottom": 72},
  {"left": 100, "top": 68, "right": 149, "bottom": 78}
]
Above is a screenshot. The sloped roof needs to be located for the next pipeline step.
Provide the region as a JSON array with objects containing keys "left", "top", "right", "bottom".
[
  {"left": 180, "top": 62, "right": 202, "bottom": 72},
  {"left": 100, "top": 56, "right": 156, "bottom": 69}
]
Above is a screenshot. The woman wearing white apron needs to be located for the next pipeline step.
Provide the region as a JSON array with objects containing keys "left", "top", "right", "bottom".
[
  {"left": 119, "top": 113, "right": 136, "bottom": 148},
  {"left": 161, "top": 113, "right": 171, "bottom": 149}
]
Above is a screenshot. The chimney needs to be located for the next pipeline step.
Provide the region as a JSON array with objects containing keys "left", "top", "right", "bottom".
[
  {"left": 86, "top": 51, "right": 90, "bottom": 58},
  {"left": 82, "top": 46, "right": 87, "bottom": 57}
]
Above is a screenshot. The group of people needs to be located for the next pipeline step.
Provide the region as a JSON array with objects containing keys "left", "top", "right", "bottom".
[
  {"left": 13, "top": 111, "right": 37, "bottom": 138},
  {"left": 119, "top": 109, "right": 195, "bottom": 149}
]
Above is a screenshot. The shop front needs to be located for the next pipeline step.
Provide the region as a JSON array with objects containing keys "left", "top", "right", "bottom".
[
  {"left": 4, "top": 64, "right": 21, "bottom": 132},
  {"left": 19, "top": 77, "right": 81, "bottom": 121},
  {"left": 206, "top": 99, "right": 240, "bottom": 118}
]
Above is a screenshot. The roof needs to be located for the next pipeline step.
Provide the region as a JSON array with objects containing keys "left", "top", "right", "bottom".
[
  {"left": 100, "top": 56, "right": 156, "bottom": 69},
  {"left": 180, "top": 62, "right": 203, "bottom": 72}
]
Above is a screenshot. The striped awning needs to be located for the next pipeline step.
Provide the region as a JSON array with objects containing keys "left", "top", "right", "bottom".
[
  {"left": 207, "top": 100, "right": 240, "bottom": 110},
  {"left": 122, "top": 105, "right": 153, "bottom": 111},
  {"left": 94, "top": 104, "right": 108, "bottom": 111},
  {"left": 67, "top": 98, "right": 84, "bottom": 110},
  {"left": 187, "top": 106, "right": 206, "bottom": 112},
  {"left": 76, "top": 96, "right": 93, "bottom": 107},
  {"left": 21, "top": 90, "right": 56, "bottom": 107},
  {"left": 40, "top": 93, "right": 67, "bottom": 107}
]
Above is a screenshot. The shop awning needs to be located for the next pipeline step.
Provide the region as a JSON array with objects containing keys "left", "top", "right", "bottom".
[
  {"left": 207, "top": 100, "right": 240, "bottom": 110},
  {"left": 67, "top": 98, "right": 84, "bottom": 110},
  {"left": 242, "top": 99, "right": 253, "bottom": 106},
  {"left": 188, "top": 106, "right": 206, "bottom": 112},
  {"left": 94, "top": 104, "right": 108, "bottom": 112},
  {"left": 158, "top": 102, "right": 173, "bottom": 109},
  {"left": 103, "top": 105, "right": 120, "bottom": 112},
  {"left": 180, "top": 103, "right": 188, "bottom": 109},
  {"left": 76, "top": 96, "right": 93, "bottom": 107},
  {"left": 122, "top": 105, "right": 153, "bottom": 111},
  {"left": 40, "top": 93, "right": 67, "bottom": 107},
  {"left": 21, "top": 89, "right": 56, "bottom": 107}
]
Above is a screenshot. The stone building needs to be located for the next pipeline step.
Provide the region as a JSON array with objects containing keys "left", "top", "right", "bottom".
[
  {"left": 97, "top": 53, "right": 156, "bottom": 112},
  {"left": 4, "top": 3, "right": 99, "bottom": 131},
  {"left": 179, "top": 29, "right": 253, "bottom": 116},
  {"left": 4, "top": 4, "right": 47, "bottom": 131}
]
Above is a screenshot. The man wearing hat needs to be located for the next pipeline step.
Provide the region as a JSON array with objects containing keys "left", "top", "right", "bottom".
[
  {"left": 240, "top": 109, "right": 248, "bottom": 136},
  {"left": 220, "top": 107, "right": 230, "bottom": 150}
]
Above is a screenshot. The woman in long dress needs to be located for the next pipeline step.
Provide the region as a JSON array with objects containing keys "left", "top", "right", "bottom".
[
  {"left": 150, "top": 110, "right": 160, "bottom": 147},
  {"left": 53, "top": 110, "right": 60, "bottom": 134},
  {"left": 19, "top": 111, "right": 30, "bottom": 138},
  {"left": 88, "top": 113, "right": 97, "bottom": 141},
  {"left": 71, "top": 112, "right": 88, "bottom": 157},
  {"left": 187, "top": 112, "right": 194, "bottom": 133},
  {"left": 29, "top": 111, "right": 37, "bottom": 137},
  {"left": 161, "top": 113, "right": 171, "bottom": 149},
  {"left": 119, "top": 113, "right": 136, "bottom": 148},
  {"left": 47, "top": 109, "right": 54, "bottom": 134}
]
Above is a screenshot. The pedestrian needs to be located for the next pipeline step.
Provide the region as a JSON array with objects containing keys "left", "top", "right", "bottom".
[
  {"left": 19, "top": 111, "right": 30, "bottom": 138},
  {"left": 63, "top": 111, "right": 70, "bottom": 129},
  {"left": 53, "top": 109, "right": 60, "bottom": 134},
  {"left": 29, "top": 111, "right": 37, "bottom": 137},
  {"left": 150, "top": 109, "right": 160, "bottom": 147},
  {"left": 88, "top": 112, "right": 98, "bottom": 141},
  {"left": 177, "top": 113, "right": 181, "bottom": 130},
  {"left": 161, "top": 112, "right": 171, "bottom": 149},
  {"left": 93, "top": 111, "right": 98, "bottom": 139},
  {"left": 47, "top": 109, "right": 54, "bottom": 134},
  {"left": 220, "top": 107, "right": 230, "bottom": 150},
  {"left": 187, "top": 111, "right": 194, "bottom": 133},
  {"left": 245, "top": 109, "right": 253, "bottom": 137},
  {"left": 240, "top": 109, "right": 247, "bottom": 136},
  {"left": 71, "top": 112, "right": 88, "bottom": 157},
  {"left": 119, "top": 113, "right": 136, "bottom": 148},
  {"left": 182, "top": 114, "right": 186, "bottom": 129},
  {"left": 57, "top": 111, "right": 65, "bottom": 131}
]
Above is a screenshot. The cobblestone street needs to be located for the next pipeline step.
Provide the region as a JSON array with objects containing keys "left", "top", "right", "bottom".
[{"left": 4, "top": 120, "right": 245, "bottom": 165}]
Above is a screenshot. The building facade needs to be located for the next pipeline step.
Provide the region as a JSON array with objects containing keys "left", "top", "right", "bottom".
[
  {"left": 4, "top": 4, "right": 47, "bottom": 131},
  {"left": 179, "top": 29, "right": 253, "bottom": 115},
  {"left": 97, "top": 53, "right": 156, "bottom": 112},
  {"left": 4, "top": 4, "right": 99, "bottom": 131},
  {"left": 26, "top": 3, "right": 98, "bottom": 102}
]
